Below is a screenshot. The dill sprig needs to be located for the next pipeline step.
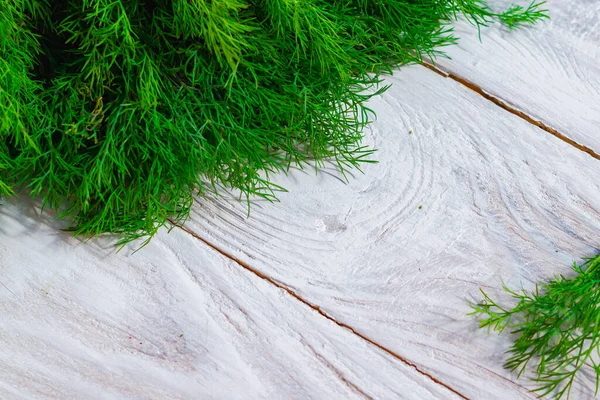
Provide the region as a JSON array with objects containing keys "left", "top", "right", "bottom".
[
  {"left": 1, "top": 0, "right": 548, "bottom": 243},
  {"left": 470, "top": 254, "right": 600, "bottom": 399}
]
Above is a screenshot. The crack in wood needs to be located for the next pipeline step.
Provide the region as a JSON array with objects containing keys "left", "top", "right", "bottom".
[
  {"left": 421, "top": 62, "right": 600, "bottom": 162},
  {"left": 171, "top": 221, "right": 470, "bottom": 400}
]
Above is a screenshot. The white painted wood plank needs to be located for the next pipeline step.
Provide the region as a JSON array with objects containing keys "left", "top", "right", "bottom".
[
  {"left": 0, "top": 202, "right": 457, "bottom": 399},
  {"left": 183, "top": 65, "right": 600, "bottom": 399},
  {"left": 433, "top": 0, "right": 600, "bottom": 153}
]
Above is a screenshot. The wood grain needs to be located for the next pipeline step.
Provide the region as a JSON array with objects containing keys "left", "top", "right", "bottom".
[
  {"left": 433, "top": 0, "right": 600, "bottom": 154},
  {"left": 0, "top": 202, "right": 459, "bottom": 399},
  {"left": 182, "top": 65, "right": 600, "bottom": 399}
]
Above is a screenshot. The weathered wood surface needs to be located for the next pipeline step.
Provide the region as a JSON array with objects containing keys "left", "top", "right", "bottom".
[
  {"left": 0, "top": 202, "right": 459, "bottom": 399},
  {"left": 183, "top": 66, "right": 600, "bottom": 398},
  {"left": 2, "top": 3, "right": 600, "bottom": 397},
  {"left": 434, "top": 0, "right": 600, "bottom": 154}
]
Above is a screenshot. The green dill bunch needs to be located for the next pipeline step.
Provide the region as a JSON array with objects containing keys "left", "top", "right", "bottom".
[{"left": 1, "top": 0, "right": 547, "bottom": 243}]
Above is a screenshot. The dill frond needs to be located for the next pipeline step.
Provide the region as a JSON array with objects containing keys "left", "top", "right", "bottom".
[{"left": 471, "top": 254, "right": 600, "bottom": 399}]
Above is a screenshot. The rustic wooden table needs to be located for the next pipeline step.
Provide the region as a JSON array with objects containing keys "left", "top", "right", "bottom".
[{"left": 1, "top": 1, "right": 599, "bottom": 398}]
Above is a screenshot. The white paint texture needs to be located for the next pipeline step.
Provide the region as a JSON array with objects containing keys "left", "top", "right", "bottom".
[
  {"left": 436, "top": 0, "right": 600, "bottom": 153},
  {"left": 0, "top": 202, "right": 459, "bottom": 399},
  {"left": 183, "top": 66, "right": 600, "bottom": 398}
]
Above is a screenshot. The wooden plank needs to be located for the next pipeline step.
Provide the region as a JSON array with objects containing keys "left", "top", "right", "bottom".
[
  {"left": 0, "top": 202, "right": 457, "bottom": 399},
  {"left": 183, "top": 65, "right": 600, "bottom": 398},
  {"left": 432, "top": 0, "right": 600, "bottom": 154}
]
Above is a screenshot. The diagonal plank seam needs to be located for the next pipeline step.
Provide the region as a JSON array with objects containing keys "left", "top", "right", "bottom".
[
  {"left": 421, "top": 62, "right": 600, "bottom": 162},
  {"left": 171, "top": 221, "right": 469, "bottom": 400}
]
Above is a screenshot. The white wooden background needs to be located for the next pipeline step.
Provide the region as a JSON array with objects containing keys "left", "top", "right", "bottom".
[{"left": 1, "top": 2, "right": 599, "bottom": 399}]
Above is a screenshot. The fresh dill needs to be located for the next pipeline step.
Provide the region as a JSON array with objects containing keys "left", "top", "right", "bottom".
[
  {"left": 0, "top": 0, "right": 548, "bottom": 243},
  {"left": 470, "top": 254, "right": 600, "bottom": 399}
]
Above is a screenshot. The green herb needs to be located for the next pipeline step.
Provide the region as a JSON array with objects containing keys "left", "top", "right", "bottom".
[
  {"left": 1, "top": 0, "right": 548, "bottom": 244},
  {"left": 470, "top": 254, "right": 600, "bottom": 399}
]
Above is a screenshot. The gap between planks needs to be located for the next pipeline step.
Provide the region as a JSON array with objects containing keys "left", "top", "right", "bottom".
[
  {"left": 421, "top": 62, "right": 600, "bottom": 162},
  {"left": 171, "top": 221, "right": 470, "bottom": 400}
]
